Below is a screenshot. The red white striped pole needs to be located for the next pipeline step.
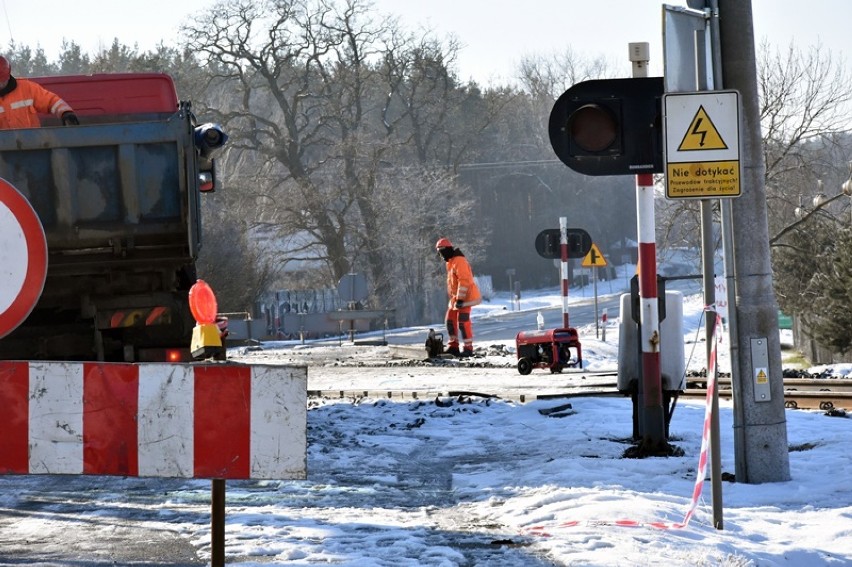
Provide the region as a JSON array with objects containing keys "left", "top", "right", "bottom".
[
  {"left": 559, "top": 216, "right": 570, "bottom": 328},
  {"left": 630, "top": 42, "right": 666, "bottom": 449},
  {"left": 637, "top": 174, "right": 666, "bottom": 444}
]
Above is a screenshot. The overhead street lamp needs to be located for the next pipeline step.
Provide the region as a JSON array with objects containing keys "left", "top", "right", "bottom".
[
  {"left": 774, "top": 178, "right": 846, "bottom": 245},
  {"left": 794, "top": 180, "right": 828, "bottom": 219},
  {"left": 812, "top": 178, "right": 827, "bottom": 208}
]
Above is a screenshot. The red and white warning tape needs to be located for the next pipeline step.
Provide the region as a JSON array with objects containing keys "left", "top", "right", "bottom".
[{"left": 524, "top": 310, "right": 723, "bottom": 534}]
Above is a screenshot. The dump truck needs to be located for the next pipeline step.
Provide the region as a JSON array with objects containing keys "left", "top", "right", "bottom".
[{"left": 0, "top": 73, "right": 226, "bottom": 362}]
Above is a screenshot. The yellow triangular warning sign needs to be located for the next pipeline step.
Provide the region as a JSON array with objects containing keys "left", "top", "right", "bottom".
[
  {"left": 582, "top": 243, "right": 608, "bottom": 267},
  {"left": 678, "top": 105, "right": 728, "bottom": 151}
]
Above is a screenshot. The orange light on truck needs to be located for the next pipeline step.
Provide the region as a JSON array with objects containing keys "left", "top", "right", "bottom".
[
  {"left": 189, "top": 280, "right": 218, "bottom": 324},
  {"left": 188, "top": 279, "right": 225, "bottom": 361}
]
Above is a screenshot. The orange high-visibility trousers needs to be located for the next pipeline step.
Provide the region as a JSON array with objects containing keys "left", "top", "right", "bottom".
[{"left": 445, "top": 306, "right": 473, "bottom": 349}]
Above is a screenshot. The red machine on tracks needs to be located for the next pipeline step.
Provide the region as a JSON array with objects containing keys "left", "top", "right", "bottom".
[{"left": 515, "top": 328, "right": 582, "bottom": 374}]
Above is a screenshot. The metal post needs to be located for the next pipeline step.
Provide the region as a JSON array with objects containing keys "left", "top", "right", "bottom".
[
  {"left": 274, "top": 291, "right": 280, "bottom": 337},
  {"left": 211, "top": 478, "right": 226, "bottom": 567},
  {"left": 636, "top": 172, "right": 665, "bottom": 448},
  {"left": 701, "top": 200, "right": 723, "bottom": 529},
  {"left": 559, "top": 217, "right": 570, "bottom": 328},
  {"left": 593, "top": 267, "right": 599, "bottom": 338},
  {"left": 631, "top": 43, "right": 666, "bottom": 450},
  {"left": 691, "top": 9, "right": 724, "bottom": 530}
]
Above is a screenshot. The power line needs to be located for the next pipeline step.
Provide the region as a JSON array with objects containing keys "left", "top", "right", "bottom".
[
  {"left": 457, "top": 159, "right": 561, "bottom": 171},
  {"left": 1, "top": 0, "right": 12, "bottom": 46}
]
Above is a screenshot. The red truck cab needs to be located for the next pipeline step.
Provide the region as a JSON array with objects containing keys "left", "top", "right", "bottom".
[{"left": 32, "top": 73, "right": 179, "bottom": 122}]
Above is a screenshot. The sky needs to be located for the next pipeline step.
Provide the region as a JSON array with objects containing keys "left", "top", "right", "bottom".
[
  {"left": 2, "top": 281, "right": 851, "bottom": 565},
  {"left": 0, "top": 0, "right": 849, "bottom": 86}
]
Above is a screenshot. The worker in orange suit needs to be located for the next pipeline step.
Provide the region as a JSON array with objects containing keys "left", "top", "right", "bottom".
[
  {"left": 436, "top": 237, "right": 482, "bottom": 357},
  {"left": 0, "top": 56, "right": 78, "bottom": 129}
]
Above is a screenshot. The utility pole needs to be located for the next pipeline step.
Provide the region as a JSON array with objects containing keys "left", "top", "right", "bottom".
[{"left": 716, "top": 0, "right": 790, "bottom": 482}]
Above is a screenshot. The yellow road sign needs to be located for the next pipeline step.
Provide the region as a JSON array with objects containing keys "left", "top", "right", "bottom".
[{"left": 582, "top": 243, "right": 608, "bottom": 267}]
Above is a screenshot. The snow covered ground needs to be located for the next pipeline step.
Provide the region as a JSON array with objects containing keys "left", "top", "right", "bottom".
[{"left": 1, "top": 284, "right": 851, "bottom": 566}]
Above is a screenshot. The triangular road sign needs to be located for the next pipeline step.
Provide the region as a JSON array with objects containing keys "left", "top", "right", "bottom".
[{"left": 582, "top": 243, "right": 608, "bottom": 267}]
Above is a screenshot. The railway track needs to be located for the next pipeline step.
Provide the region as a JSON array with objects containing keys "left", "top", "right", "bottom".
[
  {"left": 307, "top": 371, "right": 852, "bottom": 411},
  {"left": 685, "top": 376, "right": 852, "bottom": 410}
]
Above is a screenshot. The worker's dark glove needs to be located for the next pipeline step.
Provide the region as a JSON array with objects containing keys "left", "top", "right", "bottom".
[
  {"left": 61, "top": 112, "right": 79, "bottom": 126},
  {"left": 455, "top": 300, "right": 464, "bottom": 309}
]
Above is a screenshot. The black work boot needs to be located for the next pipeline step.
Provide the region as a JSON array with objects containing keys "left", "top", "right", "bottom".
[{"left": 445, "top": 345, "right": 460, "bottom": 356}]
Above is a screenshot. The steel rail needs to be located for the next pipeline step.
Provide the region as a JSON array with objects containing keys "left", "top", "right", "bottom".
[{"left": 308, "top": 380, "right": 852, "bottom": 411}]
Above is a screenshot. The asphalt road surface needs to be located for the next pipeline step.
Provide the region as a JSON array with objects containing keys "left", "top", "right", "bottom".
[
  {"left": 383, "top": 277, "right": 701, "bottom": 345},
  {"left": 0, "top": 476, "right": 206, "bottom": 566}
]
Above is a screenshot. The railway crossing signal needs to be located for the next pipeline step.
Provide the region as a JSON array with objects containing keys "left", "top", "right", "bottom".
[
  {"left": 548, "top": 77, "right": 664, "bottom": 176},
  {"left": 535, "top": 228, "right": 592, "bottom": 259}
]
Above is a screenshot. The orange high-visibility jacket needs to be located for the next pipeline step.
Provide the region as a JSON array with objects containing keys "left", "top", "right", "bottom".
[
  {"left": 446, "top": 254, "right": 482, "bottom": 308},
  {"left": 0, "top": 78, "right": 73, "bottom": 129}
]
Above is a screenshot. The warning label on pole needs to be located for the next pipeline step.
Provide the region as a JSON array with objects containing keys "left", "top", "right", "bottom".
[{"left": 663, "top": 91, "right": 741, "bottom": 200}]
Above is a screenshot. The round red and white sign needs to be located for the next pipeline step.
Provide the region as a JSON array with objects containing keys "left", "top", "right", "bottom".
[{"left": 0, "top": 178, "right": 47, "bottom": 338}]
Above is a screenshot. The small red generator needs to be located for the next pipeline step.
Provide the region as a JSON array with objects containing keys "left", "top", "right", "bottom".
[{"left": 515, "top": 328, "right": 582, "bottom": 375}]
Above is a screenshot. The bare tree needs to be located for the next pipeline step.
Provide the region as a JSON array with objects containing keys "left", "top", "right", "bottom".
[
  {"left": 181, "top": 0, "right": 484, "bottom": 320},
  {"left": 196, "top": 201, "right": 279, "bottom": 313},
  {"left": 372, "top": 166, "right": 479, "bottom": 322},
  {"left": 182, "top": 0, "right": 371, "bottom": 281},
  {"left": 759, "top": 40, "right": 852, "bottom": 237},
  {"left": 517, "top": 46, "right": 616, "bottom": 101}
]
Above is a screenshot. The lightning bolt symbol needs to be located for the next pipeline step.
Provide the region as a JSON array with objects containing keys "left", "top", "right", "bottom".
[{"left": 690, "top": 117, "right": 707, "bottom": 147}]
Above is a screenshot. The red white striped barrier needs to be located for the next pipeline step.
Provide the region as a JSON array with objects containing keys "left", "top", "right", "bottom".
[
  {"left": 0, "top": 362, "right": 307, "bottom": 480},
  {"left": 524, "top": 311, "right": 722, "bottom": 533}
]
